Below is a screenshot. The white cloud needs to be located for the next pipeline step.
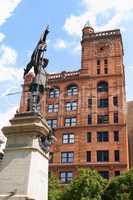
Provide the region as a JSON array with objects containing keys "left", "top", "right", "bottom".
[
  {"left": 82, "top": 0, "right": 115, "bottom": 14},
  {"left": 0, "top": 45, "right": 23, "bottom": 82},
  {"left": 0, "top": 0, "right": 23, "bottom": 82},
  {"left": 0, "top": 0, "right": 23, "bottom": 125},
  {"left": 0, "top": 0, "right": 22, "bottom": 26},
  {"left": 64, "top": 12, "right": 96, "bottom": 37},
  {"left": 54, "top": 39, "right": 68, "bottom": 49},
  {"left": 0, "top": 33, "right": 5, "bottom": 43},
  {"left": 54, "top": 38, "right": 82, "bottom": 54},
  {"left": 0, "top": 45, "right": 17, "bottom": 66},
  {"left": 64, "top": 0, "right": 133, "bottom": 36},
  {"left": 0, "top": 106, "right": 17, "bottom": 133}
]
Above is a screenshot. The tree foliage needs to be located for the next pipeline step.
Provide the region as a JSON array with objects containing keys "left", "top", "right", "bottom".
[
  {"left": 48, "top": 175, "right": 61, "bottom": 200},
  {"left": 59, "top": 168, "right": 107, "bottom": 200},
  {"left": 102, "top": 169, "right": 133, "bottom": 200},
  {"left": 48, "top": 168, "right": 133, "bottom": 200}
]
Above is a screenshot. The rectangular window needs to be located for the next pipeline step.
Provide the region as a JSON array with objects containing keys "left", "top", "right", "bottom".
[
  {"left": 114, "top": 112, "right": 118, "bottom": 123},
  {"left": 65, "top": 102, "right": 77, "bottom": 111},
  {"left": 88, "top": 98, "right": 92, "bottom": 108},
  {"left": 97, "top": 68, "right": 100, "bottom": 75},
  {"left": 113, "top": 96, "right": 118, "bottom": 106},
  {"left": 114, "top": 150, "right": 120, "bottom": 161},
  {"left": 65, "top": 117, "right": 76, "bottom": 127},
  {"left": 61, "top": 152, "right": 74, "bottom": 163},
  {"left": 27, "top": 98, "right": 30, "bottom": 111},
  {"left": 97, "top": 60, "right": 100, "bottom": 75},
  {"left": 62, "top": 134, "right": 74, "bottom": 144},
  {"left": 48, "top": 105, "right": 53, "bottom": 112},
  {"left": 87, "top": 132, "right": 92, "bottom": 143},
  {"left": 97, "top": 82, "right": 108, "bottom": 92},
  {"left": 97, "top": 115, "right": 108, "bottom": 124},
  {"left": 67, "top": 86, "right": 78, "bottom": 96},
  {"left": 49, "top": 88, "right": 59, "bottom": 98},
  {"left": 48, "top": 104, "right": 59, "bottom": 112},
  {"left": 98, "top": 99, "right": 108, "bottom": 108},
  {"left": 115, "top": 171, "right": 120, "bottom": 176},
  {"left": 49, "top": 152, "right": 53, "bottom": 163},
  {"left": 99, "top": 171, "right": 109, "bottom": 179},
  {"left": 97, "top": 60, "right": 100, "bottom": 65},
  {"left": 60, "top": 172, "right": 73, "bottom": 183},
  {"left": 88, "top": 115, "right": 92, "bottom": 124},
  {"left": 97, "top": 132, "right": 109, "bottom": 142},
  {"left": 104, "top": 59, "right": 108, "bottom": 65},
  {"left": 47, "top": 119, "right": 57, "bottom": 128},
  {"left": 104, "top": 67, "right": 108, "bottom": 74},
  {"left": 86, "top": 151, "right": 91, "bottom": 162},
  {"left": 114, "top": 131, "right": 119, "bottom": 142},
  {"left": 97, "top": 150, "right": 109, "bottom": 162}
]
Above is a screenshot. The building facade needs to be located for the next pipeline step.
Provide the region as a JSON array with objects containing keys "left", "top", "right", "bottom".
[
  {"left": 20, "top": 23, "right": 129, "bottom": 182},
  {"left": 127, "top": 101, "right": 133, "bottom": 167}
]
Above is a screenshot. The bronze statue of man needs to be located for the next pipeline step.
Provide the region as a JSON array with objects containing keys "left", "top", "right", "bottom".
[
  {"left": 23, "top": 26, "right": 50, "bottom": 112},
  {"left": 23, "top": 26, "right": 56, "bottom": 149},
  {"left": 23, "top": 26, "right": 49, "bottom": 78}
]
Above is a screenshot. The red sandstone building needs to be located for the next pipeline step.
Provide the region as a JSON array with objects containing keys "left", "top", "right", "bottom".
[
  {"left": 127, "top": 101, "right": 133, "bottom": 168},
  {"left": 20, "top": 22, "right": 129, "bottom": 182}
]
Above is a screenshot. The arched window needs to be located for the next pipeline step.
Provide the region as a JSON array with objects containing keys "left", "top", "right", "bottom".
[
  {"left": 97, "top": 81, "right": 108, "bottom": 92},
  {"left": 49, "top": 87, "right": 60, "bottom": 98},
  {"left": 67, "top": 85, "right": 78, "bottom": 96}
]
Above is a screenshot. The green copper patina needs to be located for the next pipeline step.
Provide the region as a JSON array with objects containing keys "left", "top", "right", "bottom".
[{"left": 84, "top": 20, "right": 92, "bottom": 28}]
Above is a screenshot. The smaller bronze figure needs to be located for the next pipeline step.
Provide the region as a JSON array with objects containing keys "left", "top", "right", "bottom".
[{"left": 39, "top": 128, "right": 57, "bottom": 153}]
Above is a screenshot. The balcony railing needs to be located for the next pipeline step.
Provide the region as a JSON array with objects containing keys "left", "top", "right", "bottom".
[
  {"left": 83, "top": 29, "right": 121, "bottom": 40},
  {"left": 48, "top": 70, "right": 80, "bottom": 82}
]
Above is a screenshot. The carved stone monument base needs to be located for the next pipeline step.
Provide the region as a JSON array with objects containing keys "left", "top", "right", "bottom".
[{"left": 0, "top": 112, "right": 50, "bottom": 200}]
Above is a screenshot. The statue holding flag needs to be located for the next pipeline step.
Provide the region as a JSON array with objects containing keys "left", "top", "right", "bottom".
[
  {"left": 23, "top": 26, "right": 56, "bottom": 153},
  {"left": 24, "top": 25, "right": 49, "bottom": 77},
  {"left": 23, "top": 26, "right": 50, "bottom": 112}
]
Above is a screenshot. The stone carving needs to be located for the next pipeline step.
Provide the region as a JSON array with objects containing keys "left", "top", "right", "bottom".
[{"left": 39, "top": 128, "right": 57, "bottom": 153}]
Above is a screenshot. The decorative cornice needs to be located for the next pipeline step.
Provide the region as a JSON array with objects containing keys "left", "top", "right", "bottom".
[
  {"left": 48, "top": 70, "right": 80, "bottom": 83},
  {"left": 82, "top": 29, "right": 121, "bottom": 42},
  {"left": 52, "top": 123, "right": 126, "bottom": 130},
  {"left": 49, "top": 162, "right": 127, "bottom": 168}
]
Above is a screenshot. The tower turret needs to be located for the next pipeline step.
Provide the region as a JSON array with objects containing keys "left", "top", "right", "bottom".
[{"left": 82, "top": 20, "right": 94, "bottom": 35}]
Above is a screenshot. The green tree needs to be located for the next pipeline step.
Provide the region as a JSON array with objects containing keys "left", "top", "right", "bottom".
[
  {"left": 48, "top": 168, "right": 133, "bottom": 200},
  {"left": 60, "top": 168, "right": 107, "bottom": 200},
  {"left": 48, "top": 175, "right": 61, "bottom": 200},
  {"left": 102, "top": 169, "right": 133, "bottom": 200}
]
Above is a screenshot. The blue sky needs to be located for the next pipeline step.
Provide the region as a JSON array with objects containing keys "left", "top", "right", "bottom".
[{"left": 0, "top": 0, "right": 133, "bottom": 129}]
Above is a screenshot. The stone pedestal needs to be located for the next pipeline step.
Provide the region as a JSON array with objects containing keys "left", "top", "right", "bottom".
[{"left": 0, "top": 112, "right": 50, "bottom": 200}]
